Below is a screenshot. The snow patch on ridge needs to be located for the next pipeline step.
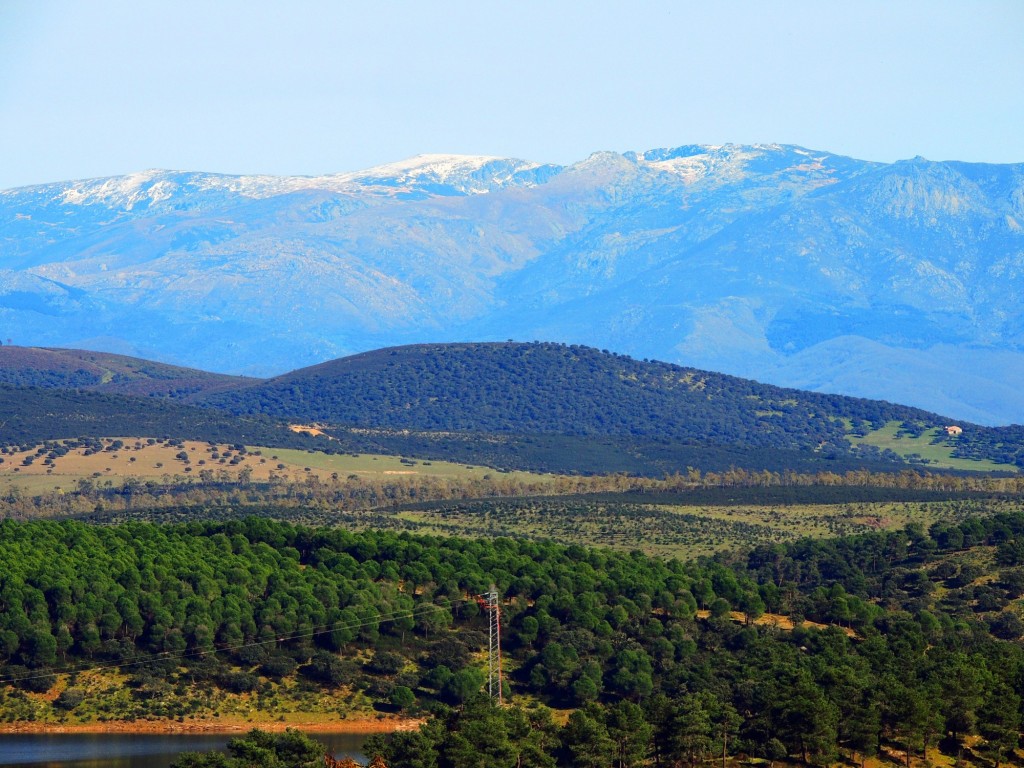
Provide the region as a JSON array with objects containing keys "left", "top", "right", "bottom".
[
  {"left": 58, "top": 169, "right": 176, "bottom": 209},
  {"left": 21, "top": 154, "right": 554, "bottom": 209},
  {"left": 339, "top": 154, "right": 553, "bottom": 195},
  {"left": 637, "top": 144, "right": 782, "bottom": 184},
  {"left": 193, "top": 154, "right": 549, "bottom": 199},
  {"left": 347, "top": 153, "right": 511, "bottom": 180},
  {"left": 193, "top": 172, "right": 361, "bottom": 198}
]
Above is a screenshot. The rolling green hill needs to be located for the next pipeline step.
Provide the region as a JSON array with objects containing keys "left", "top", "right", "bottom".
[
  {"left": 0, "top": 385, "right": 331, "bottom": 450},
  {"left": 4, "top": 341, "right": 1021, "bottom": 473},
  {"left": 0, "top": 345, "right": 253, "bottom": 398},
  {"left": 202, "top": 341, "right": 941, "bottom": 452},
  {"left": 0, "top": 514, "right": 1021, "bottom": 765}
]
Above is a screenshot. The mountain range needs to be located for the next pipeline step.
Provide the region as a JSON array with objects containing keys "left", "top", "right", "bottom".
[{"left": 2, "top": 144, "right": 1023, "bottom": 424}]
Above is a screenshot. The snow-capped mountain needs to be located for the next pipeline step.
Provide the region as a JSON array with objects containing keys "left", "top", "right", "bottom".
[{"left": 2, "top": 144, "right": 1023, "bottom": 424}]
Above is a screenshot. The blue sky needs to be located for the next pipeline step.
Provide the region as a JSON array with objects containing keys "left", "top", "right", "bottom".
[{"left": 1, "top": 0, "right": 1022, "bottom": 189}]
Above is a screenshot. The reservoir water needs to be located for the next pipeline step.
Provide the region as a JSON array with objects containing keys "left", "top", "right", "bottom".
[{"left": 0, "top": 732, "right": 367, "bottom": 767}]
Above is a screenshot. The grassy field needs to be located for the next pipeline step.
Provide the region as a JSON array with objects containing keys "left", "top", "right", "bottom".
[
  {"left": 0, "top": 439, "right": 556, "bottom": 495},
  {"left": 4, "top": 437, "right": 1019, "bottom": 561},
  {"left": 847, "top": 420, "right": 1005, "bottom": 472},
  {"left": 88, "top": 494, "right": 1013, "bottom": 561},
  {"left": 0, "top": 665, "right": 385, "bottom": 728},
  {"left": 260, "top": 446, "right": 550, "bottom": 485},
  {"left": 393, "top": 496, "right": 1009, "bottom": 560}
]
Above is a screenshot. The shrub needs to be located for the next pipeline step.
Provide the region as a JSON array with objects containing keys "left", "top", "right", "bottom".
[
  {"left": 260, "top": 655, "right": 298, "bottom": 680},
  {"left": 53, "top": 688, "right": 85, "bottom": 711},
  {"left": 389, "top": 685, "right": 416, "bottom": 710},
  {"left": 217, "top": 671, "right": 260, "bottom": 693}
]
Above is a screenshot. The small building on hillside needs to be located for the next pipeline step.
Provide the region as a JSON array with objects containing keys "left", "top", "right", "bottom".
[{"left": 945, "top": 425, "right": 963, "bottom": 436}]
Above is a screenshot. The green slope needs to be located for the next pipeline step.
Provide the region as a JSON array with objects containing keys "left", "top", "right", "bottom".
[
  {"left": 5, "top": 342, "right": 1022, "bottom": 473},
  {"left": 0, "top": 385, "right": 329, "bottom": 450},
  {"left": 0, "top": 345, "right": 254, "bottom": 398},
  {"left": 203, "top": 341, "right": 946, "bottom": 454},
  {"left": 849, "top": 420, "right": 1007, "bottom": 472}
]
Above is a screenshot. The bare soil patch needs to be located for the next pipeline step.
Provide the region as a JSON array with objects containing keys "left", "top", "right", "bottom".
[{"left": 0, "top": 715, "right": 423, "bottom": 735}]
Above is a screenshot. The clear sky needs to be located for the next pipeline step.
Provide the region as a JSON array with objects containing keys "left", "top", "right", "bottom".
[{"left": 1, "top": 0, "right": 1022, "bottom": 189}]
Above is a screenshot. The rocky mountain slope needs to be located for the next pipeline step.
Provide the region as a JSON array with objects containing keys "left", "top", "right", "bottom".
[{"left": 2, "top": 146, "right": 1022, "bottom": 423}]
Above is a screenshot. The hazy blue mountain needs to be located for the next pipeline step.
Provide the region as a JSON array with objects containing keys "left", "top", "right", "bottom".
[{"left": 2, "top": 146, "right": 1022, "bottom": 424}]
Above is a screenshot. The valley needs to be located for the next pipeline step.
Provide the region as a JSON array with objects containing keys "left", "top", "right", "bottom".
[
  {"left": 5, "top": 6, "right": 1021, "bottom": 765},
  {"left": 1, "top": 426, "right": 1021, "bottom": 561},
  {"left": 0, "top": 341, "right": 1021, "bottom": 767}
]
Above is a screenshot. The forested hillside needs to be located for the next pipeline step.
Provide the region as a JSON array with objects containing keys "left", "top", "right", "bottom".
[
  {"left": 201, "top": 341, "right": 1024, "bottom": 470},
  {"left": 0, "top": 515, "right": 1021, "bottom": 766},
  {"left": 0, "top": 346, "right": 251, "bottom": 398},
  {"left": 6, "top": 341, "right": 1024, "bottom": 472},
  {"left": 203, "top": 342, "right": 937, "bottom": 451},
  {"left": 0, "top": 385, "right": 329, "bottom": 450}
]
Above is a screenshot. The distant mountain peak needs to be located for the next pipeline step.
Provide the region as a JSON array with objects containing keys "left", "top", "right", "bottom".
[
  {"left": 347, "top": 153, "right": 521, "bottom": 178},
  {"left": 17, "top": 155, "right": 563, "bottom": 208},
  {"left": 337, "top": 153, "right": 562, "bottom": 195}
]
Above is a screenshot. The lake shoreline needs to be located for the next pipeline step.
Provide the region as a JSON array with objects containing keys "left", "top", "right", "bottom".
[{"left": 0, "top": 715, "right": 423, "bottom": 735}]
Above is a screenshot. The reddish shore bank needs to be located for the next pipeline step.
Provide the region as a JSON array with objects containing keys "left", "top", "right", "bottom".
[{"left": 0, "top": 716, "right": 423, "bottom": 735}]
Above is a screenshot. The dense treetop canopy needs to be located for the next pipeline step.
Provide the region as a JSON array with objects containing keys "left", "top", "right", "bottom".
[
  {"left": 0, "top": 513, "right": 1021, "bottom": 767},
  {"left": 205, "top": 342, "right": 938, "bottom": 450},
  {"left": 4, "top": 342, "right": 1023, "bottom": 470}
]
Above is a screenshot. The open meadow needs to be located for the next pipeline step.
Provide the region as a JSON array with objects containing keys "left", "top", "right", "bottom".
[
  {"left": 3, "top": 437, "right": 1022, "bottom": 560},
  {"left": 392, "top": 495, "right": 1017, "bottom": 559},
  {"left": 848, "top": 421, "right": 1006, "bottom": 472},
  {"left": 0, "top": 438, "right": 556, "bottom": 494}
]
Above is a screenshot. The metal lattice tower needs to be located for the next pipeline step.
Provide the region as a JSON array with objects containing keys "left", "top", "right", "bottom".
[{"left": 485, "top": 585, "right": 503, "bottom": 704}]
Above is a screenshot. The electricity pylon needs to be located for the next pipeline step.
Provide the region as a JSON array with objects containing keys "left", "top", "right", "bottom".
[{"left": 483, "top": 585, "right": 503, "bottom": 704}]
